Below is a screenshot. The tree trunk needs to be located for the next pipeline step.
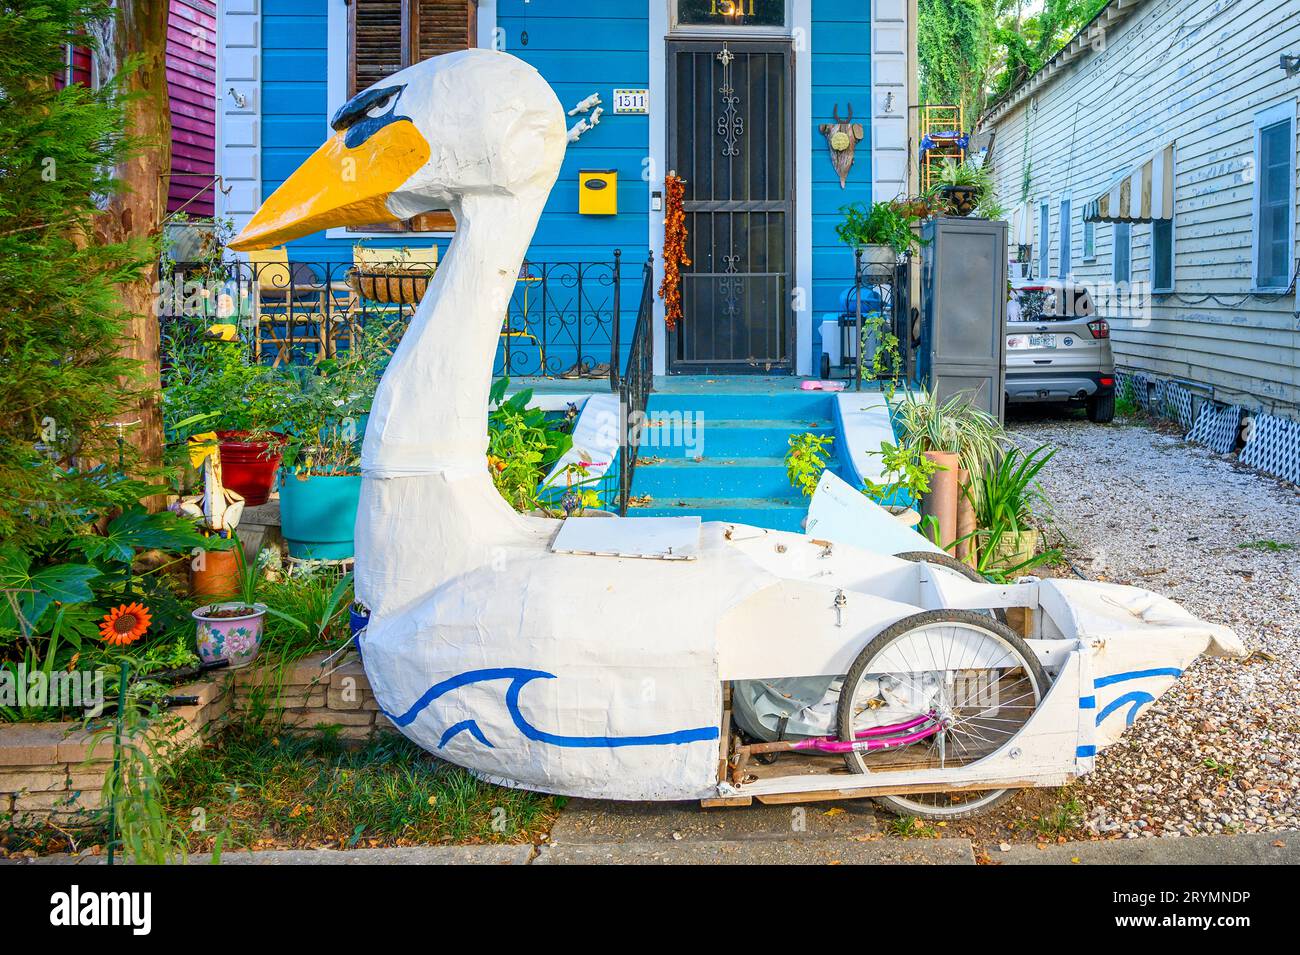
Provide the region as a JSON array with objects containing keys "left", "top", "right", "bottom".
[{"left": 93, "top": 1, "right": 171, "bottom": 496}]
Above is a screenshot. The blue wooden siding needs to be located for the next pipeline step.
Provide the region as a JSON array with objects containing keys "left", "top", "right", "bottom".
[
  {"left": 261, "top": 0, "right": 332, "bottom": 259},
  {"left": 811, "top": 0, "right": 872, "bottom": 319},
  {"left": 257, "top": 1, "right": 874, "bottom": 373}
]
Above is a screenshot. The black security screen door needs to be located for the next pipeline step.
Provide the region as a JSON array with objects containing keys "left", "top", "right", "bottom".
[{"left": 668, "top": 39, "right": 793, "bottom": 372}]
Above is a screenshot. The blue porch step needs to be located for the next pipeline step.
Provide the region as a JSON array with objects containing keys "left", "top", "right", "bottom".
[{"left": 628, "top": 388, "right": 845, "bottom": 532}]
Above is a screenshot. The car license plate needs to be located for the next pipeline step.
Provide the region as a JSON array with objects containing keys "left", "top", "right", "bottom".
[{"left": 1029, "top": 333, "right": 1056, "bottom": 348}]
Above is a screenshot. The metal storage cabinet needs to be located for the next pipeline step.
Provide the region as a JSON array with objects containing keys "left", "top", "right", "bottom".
[{"left": 919, "top": 217, "right": 1008, "bottom": 421}]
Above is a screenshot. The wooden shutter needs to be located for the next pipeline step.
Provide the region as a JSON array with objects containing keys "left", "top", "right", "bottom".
[
  {"left": 414, "top": 0, "right": 477, "bottom": 61},
  {"left": 347, "top": 0, "right": 476, "bottom": 233},
  {"left": 349, "top": 0, "right": 405, "bottom": 97}
]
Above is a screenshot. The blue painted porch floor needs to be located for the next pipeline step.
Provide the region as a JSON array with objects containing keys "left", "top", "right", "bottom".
[{"left": 630, "top": 379, "right": 857, "bottom": 532}]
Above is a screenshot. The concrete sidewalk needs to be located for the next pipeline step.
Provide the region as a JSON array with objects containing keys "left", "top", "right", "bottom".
[{"left": 9, "top": 831, "right": 1294, "bottom": 866}]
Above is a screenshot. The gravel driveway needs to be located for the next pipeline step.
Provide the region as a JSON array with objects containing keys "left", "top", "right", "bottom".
[{"left": 1010, "top": 411, "right": 1300, "bottom": 838}]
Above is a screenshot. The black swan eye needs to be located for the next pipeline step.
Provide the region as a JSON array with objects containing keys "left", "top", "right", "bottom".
[{"left": 330, "top": 85, "right": 412, "bottom": 147}]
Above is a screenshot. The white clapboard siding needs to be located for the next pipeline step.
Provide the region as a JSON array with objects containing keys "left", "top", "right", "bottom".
[{"left": 982, "top": 0, "right": 1300, "bottom": 415}]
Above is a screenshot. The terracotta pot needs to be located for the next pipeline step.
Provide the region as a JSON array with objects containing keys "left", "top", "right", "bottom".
[
  {"left": 217, "top": 430, "right": 284, "bottom": 506},
  {"left": 191, "top": 547, "right": 241, "bottom": 600},
  {"left": 920, "top": 450, "right": 959, "bottom": 549},
  {"left": 193, "top": 602, "right": 267, "bottom": 669},
  {"left": 955, "top": 469, "right": 977, "bottom": 567}
]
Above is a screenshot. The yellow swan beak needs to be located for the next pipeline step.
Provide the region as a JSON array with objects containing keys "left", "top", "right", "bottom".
[{"left": 229, "top": 121, "right": 431, "bottom": 251}]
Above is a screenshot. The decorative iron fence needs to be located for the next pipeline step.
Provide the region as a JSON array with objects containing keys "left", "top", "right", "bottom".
[
  {"left": 158, "top": 256, "right": 623, "bottom": 380},
  {"left": 618, "top": 253, "right": 656, "bottom": 515}
]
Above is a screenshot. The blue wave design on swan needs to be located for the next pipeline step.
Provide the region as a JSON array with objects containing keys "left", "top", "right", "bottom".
[
  {"left": 1094, "top": 668, "right": 1182, "bottom": 726},
  {"left": 384, "top": 667, "right": 720, "bottom": 749}
]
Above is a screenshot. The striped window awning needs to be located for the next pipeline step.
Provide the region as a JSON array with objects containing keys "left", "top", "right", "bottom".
[{"left": 1084, "top": 144, "right": 1175, "bottom": 224}]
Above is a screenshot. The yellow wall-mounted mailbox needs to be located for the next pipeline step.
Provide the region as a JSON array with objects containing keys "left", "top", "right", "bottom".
[{"left": 579, "top": 169, "right": 618, "bottom": 215}]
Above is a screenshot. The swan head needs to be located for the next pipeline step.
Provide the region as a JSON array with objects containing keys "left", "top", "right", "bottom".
[{"left": 229, "top": 50, "right": 565, "bottom": 251}]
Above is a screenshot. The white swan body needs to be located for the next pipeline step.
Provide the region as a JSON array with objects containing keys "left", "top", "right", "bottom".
[{"left": 231, "top": 51, "right": 1245, "bottom": 802}]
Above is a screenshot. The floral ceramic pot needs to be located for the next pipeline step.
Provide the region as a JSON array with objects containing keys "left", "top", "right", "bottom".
[{"left": 193, "top": 602, "right": 267, "bottom": 669}]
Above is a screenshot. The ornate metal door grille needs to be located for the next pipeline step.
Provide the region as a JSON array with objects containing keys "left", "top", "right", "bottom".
[{"left": 667, "top": 39, "right": 793, "bottom": 372}]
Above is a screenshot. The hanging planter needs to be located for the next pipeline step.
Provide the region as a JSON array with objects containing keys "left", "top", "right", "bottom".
[
  {"left": 347, "top": 268, "right": 430, "bottom": 305},
  {"left": 939, "top": 184, "right": 979, "bottom": 217}
]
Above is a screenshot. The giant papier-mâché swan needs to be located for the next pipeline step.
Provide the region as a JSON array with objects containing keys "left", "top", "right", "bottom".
[{"left": 230, "top": 50, "right": 1244, "bottom": 806}]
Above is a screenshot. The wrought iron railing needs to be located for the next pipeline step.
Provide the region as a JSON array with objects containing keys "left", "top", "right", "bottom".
[
  {"left": 617, "top": 252, "right": 656, "bottom": 515},
  {"left": 158, "top": 257, "right": 621, "bottom": 378}
]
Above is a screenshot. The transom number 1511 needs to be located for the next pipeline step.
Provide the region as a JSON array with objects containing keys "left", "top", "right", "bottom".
[{"left": 711, "top": 1, "right": 757, "bottom": 15}]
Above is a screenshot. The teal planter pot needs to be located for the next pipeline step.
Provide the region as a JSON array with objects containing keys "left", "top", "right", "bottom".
[{"left": 279, "top": 472, "right": 362, "bottom": 560}]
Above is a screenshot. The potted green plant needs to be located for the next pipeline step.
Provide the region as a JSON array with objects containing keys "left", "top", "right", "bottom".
[
  {"left": 929, "top": 158, "right": 995, "bottom": 218},
  {"left": 192, "top": 541, "right": 267, "bottom": 669},
  {"left": 835, "top": 200, "right": 922, "bottom": 269},
  {"left": 862, "top": 440, "right": 941, "bottom": 525},
  {"left": 163, "top": 319, "right": 291, "bottom": 506},
  {"left": 278, "top": 324, "right": 392, "bottom": 560},
  {"left": 968, "top": 444, "right": 1057, "bottom": 571}
]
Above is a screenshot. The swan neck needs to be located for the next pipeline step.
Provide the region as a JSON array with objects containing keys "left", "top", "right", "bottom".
[{"left": 362, "top": 192, "right": 542, "bottom": 476}]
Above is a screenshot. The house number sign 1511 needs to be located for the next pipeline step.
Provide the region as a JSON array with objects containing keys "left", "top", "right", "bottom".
[
  {"left": 678, "top": 0, "right": 785, "bottom": 26},
  {"left": 613, "top": 89, "right": 649, "bottom": 114}
]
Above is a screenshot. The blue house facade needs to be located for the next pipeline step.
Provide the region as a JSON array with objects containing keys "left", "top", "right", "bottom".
[{"left": 216, "top": 0, "right": 915, "bottom": 376}]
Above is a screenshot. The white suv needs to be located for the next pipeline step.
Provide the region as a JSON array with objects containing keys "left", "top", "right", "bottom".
[{"left": 1006, "top": 279, "right": 1116, "bottom": 423}]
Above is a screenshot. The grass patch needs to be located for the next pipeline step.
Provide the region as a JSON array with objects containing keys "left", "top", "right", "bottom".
[
  {"left": 886, "top": 814, "right": 940, "bottom": 839},
  {"left": 1031, "top": 791, "right": 1085, "bottom": 837},
  {"left": 2, "top": 728, "right": 559, "bottom": 858},
  {"left": 1238, "top": 540, "right": 1296, "bottom": 553}
]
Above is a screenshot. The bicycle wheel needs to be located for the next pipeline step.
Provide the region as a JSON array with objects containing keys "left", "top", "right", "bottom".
[
  {"left": 837, "top": 609, "right": 1049, "bottom": 820},
  {"left": 893, "top": 551, "right": 1007, "bottom": 624}
]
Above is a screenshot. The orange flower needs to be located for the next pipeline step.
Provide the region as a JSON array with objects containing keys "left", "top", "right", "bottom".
[{"left": 98, "top": 603, "right": 152, "bottom": 646}]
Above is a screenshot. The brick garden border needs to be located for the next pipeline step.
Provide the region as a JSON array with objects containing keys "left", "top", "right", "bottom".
[{"left": 1, "top": 650, "right": 389, "bottom": 824}]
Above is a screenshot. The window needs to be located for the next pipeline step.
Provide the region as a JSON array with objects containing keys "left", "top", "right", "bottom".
[
  {"left": 1058, "top": 197, "right": 1072, "bottom": 278},
  {"left": 1038, "top": 202, "right": 1050, "bottom": 280},
  {"left": 1083, "top": 219, "right": 1095, "bottom": 261},
  {"left": 1252, "top": 102, "right": 1297, "bottom": 291},
  {"left": 348, "top": 0, "right": 478, "bottom": 233},
  {"left": 1113, "top": 222, "right": 1132, "bottom": 285},
  {"left": 676, "top": 0, "right": 786, "bottom": 27},
  {"left": 1151, "top": 218, "right": 1174, "bottom": 292}
]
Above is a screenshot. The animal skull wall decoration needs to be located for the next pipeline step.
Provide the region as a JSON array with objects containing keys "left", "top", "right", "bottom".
[{"left": 820, "top": 103, "right": 864, "bottom": 188}]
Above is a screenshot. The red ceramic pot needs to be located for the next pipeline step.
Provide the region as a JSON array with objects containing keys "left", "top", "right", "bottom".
[{"left": 216, "top": 430, "right": 285, "bottom": 506}]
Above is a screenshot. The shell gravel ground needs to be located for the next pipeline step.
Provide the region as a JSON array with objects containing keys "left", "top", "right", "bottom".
[{"left": 1009, "top": 411, "right": 1300, "bottom": 839}]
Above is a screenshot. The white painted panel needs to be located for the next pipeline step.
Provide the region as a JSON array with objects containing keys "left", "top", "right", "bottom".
[
  {"left": 225, "top": 49, "right": 256, "bottom": 81},
  {"left": 225, "top": 15, "right": 257, "bottom": 47},
  {"left": 225, "top": 182, "right": 259, "bottom": 214},
  {"left": 223, "top": 114, "right": 256, "bottom": 147},
  {"left": 874, "top": 60, "right": 905, "bottom": 86},
  {"left": 873, "top": 27, "right": 904, "bottom": 54},
  {"left": 877, "top": 0, "right": 905, "bottom": 19}
]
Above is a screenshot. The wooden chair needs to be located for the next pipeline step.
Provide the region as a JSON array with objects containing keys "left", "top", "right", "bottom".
[{"left": 248, "top": 247, "right": 333, "bottom": 365}]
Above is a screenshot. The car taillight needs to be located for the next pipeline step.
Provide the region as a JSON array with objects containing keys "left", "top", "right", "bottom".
[
  {"left": 1100, "top": 377, "right": 1115, "bottom": 387},
  {"left": 1087, "top": 319, "right": 1110, "bottom": 339}
]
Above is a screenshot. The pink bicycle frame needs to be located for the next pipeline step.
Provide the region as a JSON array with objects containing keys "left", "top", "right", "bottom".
[{"left": 743, "top": 711, "right": 945, "bottom": 756}]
